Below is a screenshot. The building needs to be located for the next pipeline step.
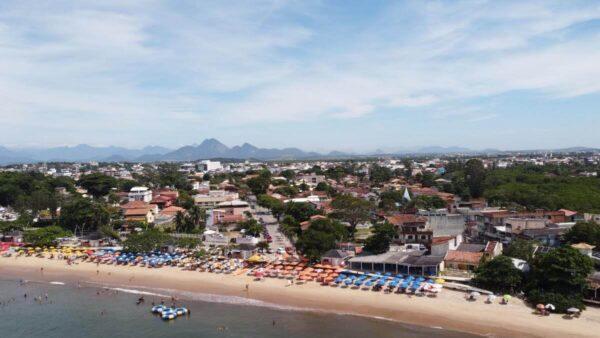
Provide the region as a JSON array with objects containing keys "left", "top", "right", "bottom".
[
  {"left": 194, "top": 190, "right": 239, "bottom": 208},
  {"left": 199, "top": 160, "right": 223, "bottom": 172},
  {"left": 296, "top": 173, "right": 326, "bottom": 187},
  {"left": 128, "top": 187, "right": 153, "bottom": 203},
  {"left": 443, "top": 241, "right": 502, "bottom": 273},
  {"left": 121, "top": 200, "right": 157, "bottom": 224},
  {"left": 385, "top": 214, "right": 431, "bottom": 246},
  {"left": 321, "top": 249, "right": 352, "bottom": 266},
  {"left": 420, "top": 210, "right": 465, "bottom": 237},
  {"left": 348, "top": 249, "right": 444, "bottom": 276}
]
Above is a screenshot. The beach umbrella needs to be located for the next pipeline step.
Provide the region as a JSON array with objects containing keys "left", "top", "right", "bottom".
[
  {"left": 536, "top": 304, "right": 545, "bottom": 310},
  {"left": 469, "top": 291, "right": 480, "bottom": 299},
  {"left": 567, "top": 308, "right": 580, "bottom": 314},
  {"left": 435, "top": 278, "right": 445, "bottom": 284},
  {"left": 545, "top": 304, "right": 556, "bottom": 311},
  {"left": 487, "top": 295, "right": 497, "bottom": 303},
  {"left": 503, "top": 294, "right": 512, "bottom": 301}
]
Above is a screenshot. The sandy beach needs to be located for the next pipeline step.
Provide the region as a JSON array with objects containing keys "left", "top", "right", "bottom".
[{"left": 2, "top": 256, "right": 599, "bottom": 338}]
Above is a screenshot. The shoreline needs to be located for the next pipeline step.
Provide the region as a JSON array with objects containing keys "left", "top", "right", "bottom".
[{"left": 2, "top": 257, "right": 599, "bottom": 338}]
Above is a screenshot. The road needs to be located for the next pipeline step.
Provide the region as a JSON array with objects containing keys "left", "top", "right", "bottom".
[{"left": 250, "top": 201, "right": 292, "bottom": 251}]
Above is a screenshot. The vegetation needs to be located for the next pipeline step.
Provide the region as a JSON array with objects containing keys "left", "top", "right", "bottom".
[
  {"left": 59, "top": 198, "right": 110, "bottom": 235},
  {"left": 330, "top": 194, "right": 373, "bottom": 235},
  {"left": 239, "top": 219, "right": 264, "bottom": 237},
  {"left": 363, "top": 222, "right": 395, "bottom": 254},
  {"left": 247, "top": 171, "right": 271, "bottom": 196},
  {"left": 405, "top": 195, "right": 446, "bottom": 211},
  {"left": 78, "top": 173, "right": 117, "bottom": 198},
  {"left": 0, "top": 172, "right": 72, "bottom": 214},
  {"left": 564, "top": 221, "right": 600, "bottom": 248},
  {"left": 369, "top": 164, "right": 393, "bottom": 185},
  {"left": 473, "top": 256, "right": 524, "bottom": 294},
  {"left": 24, "top": 226, "right": 71, "bottom": 247},
  {"left": 525, "top": 247, "right": 594, "bottom": 312},
  {"left": 295, "top": 218, "right": 348, "bottom": 261},
  {"left": 503, "top": 238, "right": 537, "bottom": 262},
  {"left": 123, "top": 229, "right": 171, "bottom": 252},
  {"left": 257, "top": 194, "right": 285, "bottom": 219}
]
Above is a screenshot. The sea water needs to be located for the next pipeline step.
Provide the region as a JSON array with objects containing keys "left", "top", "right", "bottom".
[{"left": 0, "top": 278, "right": 476, "bottom": 338}]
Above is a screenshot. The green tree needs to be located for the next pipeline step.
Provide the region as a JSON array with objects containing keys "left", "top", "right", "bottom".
[
  {"left": 364, "top": 222, "right": 396, "bottom": 254},
  {"left": 369, "top": 164, "right": 393, "bottom": 185},
  {"left": 405, "top": 195, "right": 446, "bottom": 211},
  {"left": 281, "top": 170, "right": 296, "bottom": 181},
  {"left": 239, "top": 219, "right": 264, "bottom": 237},
  {"left": 280, "top": 215, "right": 301, "bottom": 238},
  {"left": 247, "top": 176, "right": 270, "bottom": 196},
  {"left": 59, "top": 198, "right": 110, "bottom": 235},
  {"left": 175, "top": 237, "right": 201, "bottom": 249},
  {"left": 504, "top": 239, "right": 537, "bottom": 262},
  {"left": 295, "top": 218, "right": 347, "bottom": 261},
  {"left": 564, "top": 221, "right": 600, "bottom": 248},
  {"left": 24, "top": 226, "right": 71, "bottom": 247},
  {"left": 473, "top": 255, "right": 524, "bottom": 294},
  {"left": 78, "top": 173, "right": 118, "bottom": 198},
  {"left": 465, "top": 159, "right": 486, "bottom": 198},
  {"left": 284, "top": 202, "right": 320, "bottom": 223},
  {"left": 123, "top": 229, "right": 171, "bottom": 253},
  {"left": 331, "top": 194, "right": 373, "bottom": 235},
  {"left": 257, "top": 194, "right": 285, "bottom": 219},
  {"left": 526, "top": 247, "right": 594, "bottom": 312}
]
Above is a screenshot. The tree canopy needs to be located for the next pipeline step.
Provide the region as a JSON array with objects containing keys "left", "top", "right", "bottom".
[
  {"left": 59, "top": 198, "right": 110, "bottom": 235},
  {"left": 363, "top": 222, "right": 396, "bottom": 254},
  {"left": 123, "top": 229, "right": 171, "bottom": 253},
  {"left": 526, "top": 247, "right": 594, "bottom": 312},
  {"left": 295, "top": 218, "right": 348, "bottom": 261},
  {"left": 564, "top": 221, "right": 600, "bottom": 248},
  {"left": 330, "top": 194, "right": 373, "bottom": 235},
  {"left": 473, "top": 255, "right": 523, "bottom": 294},
  {"left": 24, "top": 226, "right": 71, "bottom": 247},
  {"left": 78, "top": 173, "right": 117, "bottom": 198}
]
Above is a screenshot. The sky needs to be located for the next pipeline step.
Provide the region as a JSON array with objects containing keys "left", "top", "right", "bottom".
[{"left": 1, "top": 0, "right": 600, "bottom": 153}]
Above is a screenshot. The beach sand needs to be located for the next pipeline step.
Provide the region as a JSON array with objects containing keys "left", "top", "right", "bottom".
[{"left": 2, "top": 256, "right": 599, "bottom": 338}]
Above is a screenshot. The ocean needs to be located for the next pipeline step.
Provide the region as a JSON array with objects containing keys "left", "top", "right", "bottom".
[{"left": 0, "top": 278, "right": 476, "bottom": 338}]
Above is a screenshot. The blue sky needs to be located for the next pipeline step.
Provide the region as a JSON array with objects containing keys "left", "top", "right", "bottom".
[{"left": 1, "top": 0, "right": 599, "bottom": 152}]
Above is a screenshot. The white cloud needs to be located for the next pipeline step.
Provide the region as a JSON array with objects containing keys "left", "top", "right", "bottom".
[{"left": 0, "top": 0, "right": 599, "bottom": 147}]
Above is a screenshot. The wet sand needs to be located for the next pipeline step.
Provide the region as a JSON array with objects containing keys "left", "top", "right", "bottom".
[{"left": 2, "top": 256, "right": 599, "bottom": 338}]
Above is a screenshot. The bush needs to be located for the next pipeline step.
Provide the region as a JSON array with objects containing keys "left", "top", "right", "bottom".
[{"left": 526, "top": 290, "right": 585, "bottom": 313}]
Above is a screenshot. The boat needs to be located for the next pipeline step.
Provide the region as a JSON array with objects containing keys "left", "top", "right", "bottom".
[
  {"left": 151, "top": 305, "right": 166, "bottom": 314},
  {"left": 175, "top": 307, "right": 189, "bottom": 316},
  {"left": 161, "top": 309, "right": 177, "bottom": 320}
]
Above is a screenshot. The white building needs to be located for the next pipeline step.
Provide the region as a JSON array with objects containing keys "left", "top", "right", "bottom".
[
  {"left": 199, "top": 160, "right": 222, "bottom": 172},
  {"left": 128, "top": 186, "right": 153, "bottom": 203}
]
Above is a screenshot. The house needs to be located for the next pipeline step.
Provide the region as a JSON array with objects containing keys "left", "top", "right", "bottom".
[
  {"left": 385, "top": 214, "right": 431, "bottom": 246},
  {"left": 300, "top": 215, "right": 328, "bottom": 231},
  {"left": 296, "top": 173, "right": 326, "bottom": 187},
  {"left": 430, "top": 235, "right": 463, "bottom": 256},
  {"left": 128, "top": 187, "right": 153, "bottom": 203},
  {"left": 443, "top": 250, "right": 483, "bottom": 272},
  {"left": 120, "top": 200, "right": 157, "bottom": 224},
  {"left": 321, "top": 249, "right": 351, "bottom": 266},
  {"left": 229, "top": 243, "right": 257, "bottom": 260},
  {"left": 194, "top": 190, "right": 239, "bottom": 208},
  {"left": 443, "top": 241, "right": 502, "bottom": 273},
  {"left": 572, "top": 243, "right": 596, "bottom": 257}
]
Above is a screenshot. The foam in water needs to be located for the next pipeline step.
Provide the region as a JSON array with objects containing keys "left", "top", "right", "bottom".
[{"left": 49, "top": 281, "right": 66, "bottom": 285}]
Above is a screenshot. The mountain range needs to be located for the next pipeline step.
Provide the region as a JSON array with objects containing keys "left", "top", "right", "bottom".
[{"left": 0, "top": 139, "right": 597, "bottom": 165}]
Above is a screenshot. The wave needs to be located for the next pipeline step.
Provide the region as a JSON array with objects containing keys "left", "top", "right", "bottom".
[
  {"left": 106, "top": 287, "right": 170, "bottom": 298},
  {"left": 49, "top": 281, "right": 66, "bottom": 285}
]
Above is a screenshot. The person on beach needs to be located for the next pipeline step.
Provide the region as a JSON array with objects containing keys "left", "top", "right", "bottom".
[
  {"left": 96, "top": 270, "right": 99, "bottom": 275},
  {"left": 272, "top": 320, "right": 276, "bottom": 327}
]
